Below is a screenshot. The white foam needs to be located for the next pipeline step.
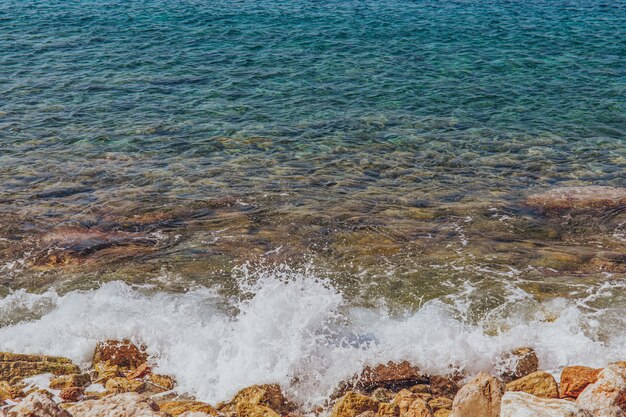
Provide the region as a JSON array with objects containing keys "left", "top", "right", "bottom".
[{"left": 0, "top": 266, "right": 624, "bottom": 409}]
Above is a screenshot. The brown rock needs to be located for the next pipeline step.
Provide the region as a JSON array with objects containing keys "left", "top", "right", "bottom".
[
  {"left": 497, "top": 347, "right": 539, "bottom": 382},
  {"left": 148, "top": 373, "right": 176, "bottom": 390},
  {"left": 560, "top": 366, "right": 602, "bottom": 399},
  {"left": 70, "top": 392, "right": 168, "bottom": 417},
  {"left": 0, "top": 352, "right": 80, "bottom": 384},
  {"left": 92, "top": 340, "right": 148, "bottom": 370},
  {"left": 105, "top": 377, "right": 146, "bottom": 393},
  {"left": 330, "top": 392, "right": 380, "bottom": 417},
  {"left": 127, "top": 362, "right": 151, "bottom": 380},
  {"left": 429, "top": 376, "right": 459, "bottom": 399},
  {"left": 506, "top": 371, "right": 559, "bottom": 398},
  {"left": 377, "top": 402, "right": 399, "bottom": 417},
  {"left": 93, "top": 362, "right": 124, "bottom": 383},
  {"left": 0, "top": 381, "right": 24, "bottom": 401},
  {"left": 6, "top": 391, "right": 72, "bottom": 417},
  {"left": 356, "top": 362, "right": 426, "bottom": 391},
  {"left": 161, "top": 401, "right": 219, "bottom": 417},
  {"left": 427, "top": 398, "right": 452, "bottom": 412},
  {"left": 371, "top": 388, "right": 395, "bottom": 402},
  {"left": 59, "top": 386, "right": 84, "bottom": 402},
  {"left": 433, "top": 411, "right": 450, "bottom": 417},
  {"left": 218, "top": 384, "right": 294, "bottom": 415},
  {"left": 576, "top": 364, "right": 626, "bottom": 417},
  {"left": 49, "top": 373, "right": 91, "bottom": 390},
  {"left": 408, "top": 385, "right": 430, "bottom": 395},
  {"left": 356, "top": 412, "right": 377, "bottom": 417},
  {"left": 525, "top": 186, "right": 626, "bottom": 212},
  {"left": 236, "top": 403, "right": 281, "bottom": 417},
  {"left": 393, "top": 390, "right": 433, "bottom": 417},
  {"left": 450, "top": 372, "right": 505, "bottom": 417}
]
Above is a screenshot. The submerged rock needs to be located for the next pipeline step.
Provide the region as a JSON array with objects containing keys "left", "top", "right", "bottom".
[
  {"left": 560, "top": 366, "right": 602, "bottom": 399},
  {"left": 576, "top": 364, "right": 626, "bottom": 417},
  {"left": 506, "top": 371, "right": 560, "bottom": 398},
  {"left": 525, "top": 186, "right": 626, "bottom": 212},
  {"left": 5, "top": 391, "right": 71, "bottom": 417},
  {"left": 0, "top": 352, "right": 80, "bottom": 384},
  {"left": 69, "top": 392, "right": 168, "bottom": 417},
  {"left": 500, "top": 391, "right": 592, "bottom": 417},
  {"left": 449, "top": 372, "right": 505, "bottom": 417}
]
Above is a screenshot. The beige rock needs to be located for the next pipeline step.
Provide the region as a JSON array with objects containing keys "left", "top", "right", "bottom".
[
  {"left": 356, "top": 412, "right": 377, "bottom": 417},
  {"left": 501, "top": 391, "right": 592, "bottom": 417},
  {"left": 429, "top": 376, "right": 459, "bottom": 399},
  {"left": 427, "top": 397, "right": 452, "bottom": 412},
  {"left": 498, "top": 348, "right": 539, "bottom": 382},
  {"left": 330, "top": 392, "right": 380, "bottom": 417},
  {"left": 106, "top": 377, "right": 145, "bottom": 393},
  {"left": 160, "top": 401, "right": 219, "bottom": 417},
  {"left": 433, "top": 411, "right": 450, "bottom": 417},
  {"left": 392, "top": 390, "right": 432, "bottom": 417},
  {"left": 450, "top": 372, "right": 505, "bottom": 417},
  {"left": 560, "top": 366, "right": 602, "bottom": 399},
  {"left": 5, "top": 391, "right": 71, "bottom": 417},
  {"left": 70, "top": 392, "right": 168, "bottom": 417},
  {"left": 236, "top": 402, "right": 281, "bottom": 417},
  {"left": 218, "top": 384, "right": 294, "bottom": 415},
  {"left": 148, "top": 373, "right": 176, "bottom": 390},
  {"left": 506, "top": 371, "right": 559, "bottom": 398},
  {"left": 50, "top": 373, "right": 91, "bottom": 390},
  {"left": 576, "top": 365, "right": 626, "bottom": 417},
  {"left": 0, "top": 352, "right": 80, "bottom": 384}
]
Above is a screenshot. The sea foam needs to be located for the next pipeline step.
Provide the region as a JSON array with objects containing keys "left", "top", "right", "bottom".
[{"left": 0, "top": 266, "right": 624, "bottom": 408}]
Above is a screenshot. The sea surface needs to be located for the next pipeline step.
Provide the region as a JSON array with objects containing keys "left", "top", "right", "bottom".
[{"left": 0, "top": 0, "right": 625, "bottom": 407}]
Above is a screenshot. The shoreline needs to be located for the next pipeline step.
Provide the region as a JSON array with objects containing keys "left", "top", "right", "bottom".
[{"left": 1, "top": 340, "right": 624, "bottom": 417}]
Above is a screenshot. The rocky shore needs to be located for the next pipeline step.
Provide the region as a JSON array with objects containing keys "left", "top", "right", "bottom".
[{"left": 1, "top": 341, "right": 624, "bottom": 417}]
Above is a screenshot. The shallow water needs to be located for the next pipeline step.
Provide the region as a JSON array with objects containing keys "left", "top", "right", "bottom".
[{"left": 0, "top": 0, "right": 625, "bottom": 405}]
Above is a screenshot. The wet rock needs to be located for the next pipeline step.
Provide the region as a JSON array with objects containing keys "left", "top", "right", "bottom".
[
  {"left": 5, "top": 391, "right": 71, "bottom": 417},
  {"left": 49, "top": 373, "right": 91, "bottom": 390},
  {"left": 449, "top": 372, "right": 505, "bottom": 417},
  {"left": 355, "top": 412, "right": 377, "bottom": 417},
  {"left": 372, "top": 388, "right": 395, "bottom": 402},
  {"left": 501, "top": 391, "right": 593, "bottom": 417},
  {"left": 0, "top": 352, "right": 80, "bottom": 384},
  {"left": 70, "top": 392, "right": 168, "bottom": 417},
  {"left": 497, "top": 347, "right": 539, "bottom": 382},
  {"left": 355, "top": 361, "right": 426, "bottom": 391},
  {"left": 161, "top": 401, "right": 219, "bottom": 416},
  {"left": 218, "top": 384, "right": 294, "bottom": 415},
  {"left": 59, "top": 386, "right": 84, "bottom": 402},
  {"left": 525, "top": 186, "right": 626, "bottom": 212},
  {"left": 148, "top": 373, "right": 176, "bottom": 390},
  {"left": 92, "top": 340, "right": 148, "bottom": 371},
  {"left": 330, "top": 392, "right": 381, "bottom": 417},
  {"left": 576, "top": 364, "right": 626, "bottom": 417},
  {"left": 408, "top": 385, "right": 430, "bottom": 395},
  {"left": 427, "top": 397, "right": 452, "bottom": 413},
  {"left": 433, "top": 411, "right": 450, "bottom": 417},
  {"left": 127, "top": 363, "right": 151, "bottom": 380},
  {"left": 377, "top": 402, "right": 400, "bottom": 417},
  {"left": 0, "top": 381, "right": 24, "bottom": 401},
  {"left": 235, "top": 403, "right": 281, "bottom": 417},
  {"left": 560, "top": 366, "right": 602, "bottom": 399},
  {"left": 393, "top": 390, "right": 433, "bottom": 417},
  {"left": 105, "top": 377, "right": 145, "bottom": 393},
  {"left": 506, "top": 371, "right": 559, "bottom": 398},
  {"left": 429, "top": 376, "right": 459, "bottom": 399}
]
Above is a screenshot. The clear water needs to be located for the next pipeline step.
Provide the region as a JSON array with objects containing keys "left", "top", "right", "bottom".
[{"left": 0, "top": 0, "right": 625, "bottom": 405}]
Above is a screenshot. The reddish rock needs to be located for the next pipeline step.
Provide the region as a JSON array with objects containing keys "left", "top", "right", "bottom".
[
  {"left": 127, "top": 362, "right": 151, "bottom": 380},
  {"left": 92, "top": 340, "right": 148, "bottom": 370},
  {"left": 355, "top": 361, "right": 426, "bottom": 391},
  {"left": 560, "top": 366, "right": 602, "bottom": 399},
  {"left": 59, "top": 386, "right": 84, "bottom": 402},
  {"left": 576, "top": 364, "right": 626, "bottom": 417},
  {"left": 429, "top": 376, "right": 459, "bottom": 399}
]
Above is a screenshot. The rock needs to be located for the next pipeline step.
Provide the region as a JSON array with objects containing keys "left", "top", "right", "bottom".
[
  {"left": 356, "top": 412, "right": 377, "bottom": 417},
  {"left": 433, "top": 411, "right": 450, "bottom": 417},
  {"left": 0, "top": 381, "right": 24, "bottom": 401},
  {"left": 576, "top": 364, "right": 626, "bottom": 417},
  {"left": 498, "top": 348, "right": 539, "bottom": 382},
  {"left": 372, "top": 388, "right": 395, "bottom": 403},
  {"left": 450, "top": 372, "right": 505, "bottom": 417},
  {"left": 330, "top": 392, "right": 380, "bottom": 417},
  {"left": 427, "top": 397, "right": 452, "bottom": 413},
  {"left": 0, "top": 352, "right": 80, "bottom": 384},
  {"left": 506, "top": 371, "right": 560, "bottom": 398},
  {"left": 59, "top": 386, "right": 84, "bottom": 402},
  {"left": 5, "top": 391, "right": 71, "bottom": 417},
  {"left": 160, "top": 401, "right": 219, "bottom": 417},
  {"left": 525, "top": 186, "right": 626, "bottom": 212},
  {"left": 148, "top": 374, "right": 176, "bottom": 390},
  {"left": 560, "top": 366, "right": 602, "bottom": 399},
  {"left": 408, "top": 385, "right": 430, "bottom": 395},
  {"left": 179, "top": 413, "right": 217, "bottom": 417},
  {"left": 127, "top": 363, "right": 151, "bottom": 380},
  {"left": 105, "top": 377, "right": 145, "bottom": 393},
  {"left": 377, "top": 402, "right": 399, "bottom": 417},
  {"left": 356, "top": 362, "right": 426, "bottom": 391},
  {"left": 218, "top": 384, "right": 294, "bottom": 415},
  {"left": 393, "top": 390, "right": 432, "bottom": 417},
  {"left": 92, "top": 340, "right": 148, "bottom": 371},
  {"left": 70, "top": 392, "right": 168, "bottom": 417},
  {"left": 236, "top": 403, "right": 281, "bottom": 417},
  {"left": 49, "top": 373, "right": 92, "bottom": 390},
  {"left": 429, "top": 376, "right": 459, "bottom": 399},
  {"left": 501, "top": 391, "right": 593, "bottom": 417}
]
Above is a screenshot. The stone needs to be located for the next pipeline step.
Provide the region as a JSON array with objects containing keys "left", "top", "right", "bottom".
[
  {"left": 576, "top": 364, "right": 626, "bottom": 417},
  {"left": 408, "top": 385, "right": 430, "bottom": 395},
  {"left": 236, "top": 403, "right": 281, "bottom": 417},
  {"left": 560, "top": 366, "right": 602, "bottom": 399},
  {"left": 525, "top": 186, "right": 626, "bottom": 212},
  {"left": 92, "top": 340, "right": 148, "bottom": 370},
  {"left": 501, "top": 391, "right": 593, "bottom": 417},
  {"left": 5, "top": 391, "right": 71, "bottom": 417},
  {"left": 49, "top": 373, "right": 92, "bottom": 389},
  {"left": 427, "top": 397, "right": 452, "bottom": 412},
  {"left": 429, "top": 376, "right": 459, "bottom": 399},
  {"left": 449, "top": 372, "right": 505, "bottom": 417},
  {"left": 356, "top": 362, "right": 426, "bottom": 391},
  {"left": 70, "top": 392, "right": 168, "bottom": 417},
  {"left": 127, "top": 363, "right": 151, "bottom": 380},
  {"left": 506, "top": 371, "right": 560, "bottom": 398},
  {"left": 433, "top": 411, "right": 450, "bottom": 417},
  {"left": 377, "top": 402, "right": 399, "bottom": 417},
  {"left": 0, "top": 381, "right": 24, "bottom": 401},
  {"left": 59, "top": 386, "right": 84, "bottom": 402},
  {"left": 179, "top": 413, "right": 216, "bottom": 417},
  {"left": 0, "top": 352, "right": 80, "bottom": 384},
  {"left": 160, "top": 401, "right": 219, "bottom": 417},
  {"left": 393, "top": 390, "right": 432, "bottom": 417},
  {"left": 372, "top": 388, "right": 395, "bottom": 402},
  {"left": 356, "top": 412, "right": 377, "bottom": 417},
  {"left": 105, "top": 377, "right": 146, "bottom": 393},
  {"left": 498, "top": 348, "right": 540, "bottom": 382},
  {"left": 218, "top": 384, "right": 294, "bottom": 415},
  {"left": 148, "top": 373, "right": 176, "bottom": 390},
  {"left": 330, "top": 392, "right": 380, "bottom": 417}
]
